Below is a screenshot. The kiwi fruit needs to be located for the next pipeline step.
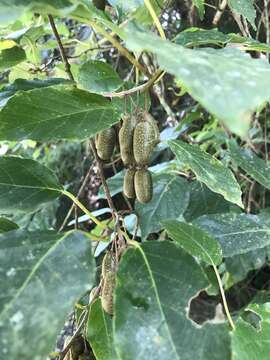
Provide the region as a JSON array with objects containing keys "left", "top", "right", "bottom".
[
  {"left": 134, "top": 169, "right": 153, "bottom": 204},
  {"left": 101, "top": 251, "right": 115, "bottom": 278},
  {"left": 123, "top": 168, "right": 136, "bottom": 199},
  {"left": 119, "top": 114, "right": 137, "bottom": 166},
  {"left": 101, "top": 271, "right": 116, "bottom": 315},
  {"left": 96, "top": 127, "right": 116, "bottom": 161},
  {"left": 133, "top": 113, "right": 159, "bottom": 166}
]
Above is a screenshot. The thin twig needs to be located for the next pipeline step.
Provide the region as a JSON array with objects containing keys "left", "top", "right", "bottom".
[
  {"left": 212, "top": 0, "right": 228, "bottom": 26},
  {"left": 89, "top": 139, "right": 117, "bottom": 215},
  {"left": 58, "top": 164, "right": 94, "bottom": 232},
  {"left": 48, "top": 15, "right": 74, "bottom": 81}
]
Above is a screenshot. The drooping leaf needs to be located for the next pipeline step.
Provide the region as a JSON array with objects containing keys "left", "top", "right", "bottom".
[
  {"left": 0, "top": 156, "right": 62, "bottom": 214},
  {"left": 0, "top": 85, "right": 121, "bottom": 141},
  {"left": 184, "top": 181, "right": 231, "bottom": 222},
  {"left": 78, "top": 60, "right": 123, "bottom": 94},
  {"left": 174, "top": 28, "right": 230, "bottom": 47},
  {"left": 174, "top": 28, "right": 270, "bottom": 52},
  {"left": 169, "top": 140, "right": 243, "bottom": 207},
  {"left": 0, "top": 218, "right": 19, "bottom": 233},
  {"left": 0, "top": 229, "right": 95, "bottom": 360},
  {"left": 0, "top": 46, "right": 26, "bottom": 70},
  {"left": 225, "top": 248, "right": 269, "bottom": 284},
  {"left": 194, "top": 213, "right": 270, "bottom": 257},
  {"left": 163, "top": 220, "right": 222, "bottom": 265},
  {"left": 229, "top": 143, "right": 270, "bottom": 190},
  {"left": 228, "top": 0, "right": 256, "bottom": 29},
  {"left": 192, "top": 0, "right": 205, "bottom": 19},
  {"left": 88, "top": 298, "right": 116, "bottom": 360},
  {"left": 0, "top": 0, "right": 75, "bottom": 27},
  {"left": 231, "top": 303, "right": 270, "bottom": 360},
  {"left": 135, "top": 174, "right": 189, "bottom": 238},
  {"left": 0, "top": 78, "right": 69, "bottom": 107},
  {"left": 124, "top": 25, "right": 270, "bottom": 136},
  {"left": 114, "top": 241, "right": 231, "bottom": 360}
]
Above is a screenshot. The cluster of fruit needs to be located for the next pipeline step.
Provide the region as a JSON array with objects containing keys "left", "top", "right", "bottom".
[{"left": 95, "top": 110, "right": 160, "bottom": 204}]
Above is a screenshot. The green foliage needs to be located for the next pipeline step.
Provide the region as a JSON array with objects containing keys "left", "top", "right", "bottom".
[
  {"left": 0, "top": 229, "right": 95, "bottom": 359},
  {"left": 0, "top": 1, "right": 270, "bottom": 359}
]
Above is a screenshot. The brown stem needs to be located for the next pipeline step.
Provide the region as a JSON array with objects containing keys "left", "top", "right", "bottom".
[
  {"left": 89, "top": 139, "right": 117, "bottom": 215},
  {"left": 48, "top": 15, "right": 74, "bottom": 82}
]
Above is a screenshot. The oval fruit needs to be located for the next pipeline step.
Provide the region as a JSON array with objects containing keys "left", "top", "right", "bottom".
[
  {"left": 96, "top": 127, "right": 116, "bottom": 161},
  {"left": 101, "top": 271, "right": 116, "bottom": 315},
  {"left": 134, "top": 169, "right": 153, "bottom": 204},
  {"left": 119, "top": 114, "right": 137, "bottom": 166},
  {"left": 102, "top": 251, "right": 115, "bottom": 278},
  {"left": 133, "top": 114, "right": 159, "bottom": 166},
  {"left": 123, "top": 168, "right": 136, "bottom": 199}
]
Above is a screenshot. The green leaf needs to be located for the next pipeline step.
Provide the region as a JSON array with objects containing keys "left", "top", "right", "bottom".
[
  {"left": 163, "top": 220, "right": 222, "bottom": 265},
  {"left": 194, "top": 213, "right": 270, "bottom": 257},
  {"left": 225, "top": 248, "right": 269, "bottom": 284},
  {"left": 78, "top": 60, "right": 123, "bottom": 94},
  {"left": 0, "top": 0, "right": 74, "bottom": 27},
  {"left": 169, "top": 140, "right": 243, "bottom": 207},
  {"left": 0, "top": 46, "right": 26, "bottom": 70},
  {"left": 174, "top": 28, "right": 270, "bottom": 52},
  {"left": 0, "top": 218, "right": 19, "bottom": 233},
  {"left": 114, "top": 241, "right": 231, "bottom": 360},
  {"left": 0, "top": 78, "right": 69, "bottom": 107},
  {"left": 184, "top": 181, "right": 231, "bottom": 222},
  {"left": 0, "top": 229, "right": 95, "bottom": 360},
  {"left": 192, "top": 0, "right": 205, "bottom": 19},
  {"left": 135, "top": 174, "right": 190, "bottom": 238},
  {"left": 88, "top": 298, "right": 116, "bottom": 360},
  {"left": 124, "top": 25, "right": 270, "bottom": 136},
  {"left": 174, "top": 28, "right": 230, "bottom": 47},
  {"left": 0, "top": 156, "right": 62, "bottom": 214},
  {"left": 231, "top": 303, "right": 270, "bottom": 360},
  {"left": 229, "top": 143, "right": 270, "bottom": 190},
  {"left": 228, "top": 0, "right": 256, "bottom": 29},
  {"left": 0, "top": 85, "right": 121, "bottom": 141}
]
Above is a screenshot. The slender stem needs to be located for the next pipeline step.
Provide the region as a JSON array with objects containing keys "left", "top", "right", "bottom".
[
  {"left": 62, "top": 190, "right": 107, "bottom": 230},
  {"left": 48, "top": 15, "right": 74, "bottom": 81},
  {"left": 144, "top": 0, "right": 166, "bottom": 39},
  {"left": 89, "top": 139, "right": 117, "bottom": 215},
  {"left": 58, "top": 164, "right": 94, "bottom": 232},
  {"left": 212, "top": 264, "right": 235, "bottom": 330},
  {"left": 102, "top": 69, "right": 163, "bottom": 97},
  {"left": 90, "top": 22, "right": 150, "bottom": 77}
]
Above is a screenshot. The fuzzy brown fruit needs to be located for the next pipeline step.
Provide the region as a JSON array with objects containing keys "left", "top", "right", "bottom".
[
  {"left": 119, "top": 114, "right": 137, "bottom": 166},
  {"left": 123, "top": 168, "right": 136, "bottom": 199},
  {"left": 101, "top": 271, "right": 115, "bottom": 315},
  {"left": 96, "top": 127, "right": 116, "bottom": 161},
  {"left": 101, "top": 251, "right": 115, "bottom": 278},
  {"left": 133, "top": 113, "right": 159, "bottom": 166},
  {"left": 134, "top": 169, "right": 153, "bottom": 204}
]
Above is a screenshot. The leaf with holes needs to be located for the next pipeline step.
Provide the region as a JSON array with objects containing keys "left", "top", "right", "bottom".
[
  {"left": 231, "top": 303, "right": 270, "bottom": 360},
  {"left": 114, "top": 241, "right": 231, "bottom": 360},
  {"left": 0, "top": 229, "right": 95, "bottom": 360}
]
